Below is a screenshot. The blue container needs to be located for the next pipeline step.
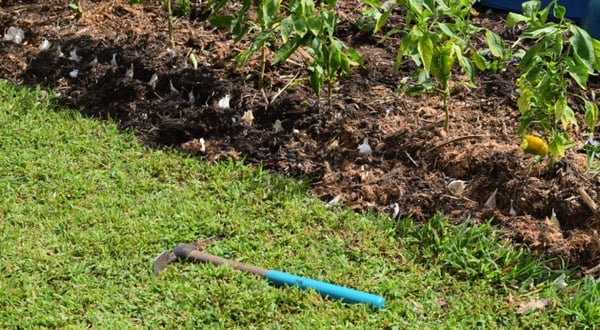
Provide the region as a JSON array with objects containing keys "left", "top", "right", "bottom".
[
  {"left": 479, "top": 0, "right": 599, "bottom": 39},
  {"left": 583, "top": 0, "right": 600, "bottom": 38}
]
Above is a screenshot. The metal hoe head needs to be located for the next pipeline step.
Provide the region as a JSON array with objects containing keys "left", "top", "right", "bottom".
[{"left": 152, "top": 236, "right": 220, "bottom": 275}]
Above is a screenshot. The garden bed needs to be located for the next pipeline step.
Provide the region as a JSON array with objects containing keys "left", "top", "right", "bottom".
[{"left": 2, "top": 0, "right": 600, "bottom": 270}]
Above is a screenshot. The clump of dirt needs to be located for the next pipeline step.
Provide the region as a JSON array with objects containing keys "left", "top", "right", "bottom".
[{"left": 2, "top": 0, "right": 600, "bottom": 270}]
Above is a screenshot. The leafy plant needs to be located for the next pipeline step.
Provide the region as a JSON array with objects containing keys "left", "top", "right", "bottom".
[
  {"left": 210, "top": 0, "right": 361, "bottom": 105},
  {"left": 303, "top": 9, "right": 362, "bottom": 106},
  {"left": 508, "top": 0, "right": 600, "bottom": 165},
  {"left": 367, "top": 0, "right": 505, "bottom": 131},
  {"left": 68, "top": 0, "right": 83, "bottom": 17}
]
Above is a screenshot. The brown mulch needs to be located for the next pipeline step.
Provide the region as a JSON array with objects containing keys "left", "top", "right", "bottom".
[{"left": 2, "top": 0, "right": 600, "bottom": 271}]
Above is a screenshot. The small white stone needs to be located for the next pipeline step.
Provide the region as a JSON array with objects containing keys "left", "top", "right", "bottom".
[{"left": 69, "top": 69, "right": 79, "bottom": 78}]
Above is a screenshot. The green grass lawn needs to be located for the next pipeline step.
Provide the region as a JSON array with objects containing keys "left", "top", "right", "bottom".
[{"left": 1, "top": 80, "right": 599, "bottom": 328}]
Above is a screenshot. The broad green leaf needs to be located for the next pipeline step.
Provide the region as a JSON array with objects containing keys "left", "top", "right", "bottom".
[
  {"left": 569, "top": 25, "right": 595, "bottom": 72},
  {"left": 522, "top": 25, "right": 559, "bottom": 40},
  {"left": 554, "top": 97, "right": 576, "bottom": 130},
  {"left": 566, "top": 55, "right": 590, "bottom": 89},
  {"left": 585, "top": 100, "right": 599, "bottom": 131},
  {"left": 261, "top": 0, "right": 281, "bottom": 27},
  {"left": 506, "top": 13, "right": 528, "bottom": 27},
  {"left": 485, "top": 30, "right": 505, "bottom": 58},
  {"left": 329, "top": 40, "right": 343, "bottom": 73},
  {"left": 553, "top": 3, "right": 566, "bottom": 20},
  {"left": 307, "top": 15, "right": 323, "bottom": 36},
  {"left": 273, "top": 34, "right": 310, "bottom": 64},
  {"left": 280, "top": 16, "right": 294, "bottom": 42},
  {"left": 457, "top": 53, "right": 475, "bottom": 85},
  {"left": 345, "top": 46, "right": 362, "bottom": 66},
  {"left": 308, "top": 64, "right": 323, "bottom": 96},
  {"left": 517, "top": 86, "right": 533, "bottom": 114},
  {"left": 472, "top": 52, "right": 487, "bottom": 71},
  {"left": 294, "top": 18, "right": 308, "bottom": 37},
  {"left": 549, "top": 131, "right": 576, "bottom": 160},
  {"left": 208, "top": 15, "right": 234, "bottom": 28},
  {"left": 437, "top": 23, "right": 459, "bottom": 39},
  {"left": 417, "top": 34, "right": 434, "bottom": 74},
  {"left": 593, "top": 38, "right": 600, "bottom": 71},
  {"left": 234, "top": 30, "right": 275, "bottom": 67},
  {"left": 521, "top": 1, "right": 541, "bottom": 17}
]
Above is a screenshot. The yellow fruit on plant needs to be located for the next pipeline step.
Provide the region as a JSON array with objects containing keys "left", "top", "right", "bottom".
[{"left": 521, "top": 135, "right": 548, "bottom": 157}]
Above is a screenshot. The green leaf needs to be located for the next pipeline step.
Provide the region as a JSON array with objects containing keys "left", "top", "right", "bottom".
[
  {"left": 417, "top": 34, "right": 434, "bottom": 75},
  {"left": 485, "top": 30, "right": 505, "bottom": 58},
  {"left": 552, "top": 3, "right": 566, "bottom": 20},
  {"left": 585, "top": 100, "right": 599, "bottom": 131},
  {"left": 309, "top": 64, "right": 323, "bottom": 96},
  {"left": 374, "top": 7, "right": 392, "bottom": 34},
  {"left": 506, "top": 13, "right": 528, "bottom": 27},
  {"left": 273, "top": 34, "right": 310, "bottom": 65},
  {"left": 522, "top": 25, "right": 559, "bottom": 40},
  {"left": 437, "top": 23, "right": 459, "bottom": 39},
  {"left": 549, "top": 131, "right": 576, "bottom": 160},
  {"left": 566, "top": 55, "right": 590, "bottom": 89},
  {"left": 569, "top": 25, "right": 596, "bottom": 73},
  {"left": 208, "top": 15, "right": 234, "bottom": 28},
  {"left": 307, "top": 15, "right": 323, "bottom": 36},
  {"left": 554, "top": 97, "right": 576, "bottom": 130},
  {"left": 593, "top": 38, "right": 600, "bottom": 71},
  {"left": 294, "top": 18, "right": 308, "bottom": 37},
  {"left": 472, "top": 52, "right": 487, "bottom": 71},
  {"left": 280, "top": 16, "right": 294, "bottom": 43},
  {"left": 234, "top": 30, "right": 274, "bottom": 67}
]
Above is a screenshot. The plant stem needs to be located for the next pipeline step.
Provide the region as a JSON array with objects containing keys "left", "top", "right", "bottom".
[
  {"left": 443, "top": 90, "right": 450, "bottom": 131},
  {"left": 259, "top": 47, "right": 265, "bottom": 90},
  {"left": 166, "top": 0, "right": 175, "bottom": 49},
  {"left": 327, "top": 82, "right": 332, "bottom": 107}
]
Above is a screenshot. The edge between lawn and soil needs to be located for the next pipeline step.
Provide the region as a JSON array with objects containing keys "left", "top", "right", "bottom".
[
  {"left": 1, "top": 81, "right": 600, "bottom": 326},
  {"left": 2, "top": 0, "right": 600, "bottom": 269}
]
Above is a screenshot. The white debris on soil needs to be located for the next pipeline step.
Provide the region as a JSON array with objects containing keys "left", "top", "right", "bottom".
[
  {"left": 39, "top": 39, "right": 51, "bottom": 51},
  {"left": 357, "top": 137, "right": 372, "bottom": 155},
  {"left": 241, "top": 110, "right": 254, "bottom": 127},
  {"left": 4, "top": 26, "right": 24, "bottom": 44},
  {"left": 447, "top": 180, "right": 468, "bottom": 196},
  {"left": 69, "top": 69, "right": 79, "bottom": 78},
  {"left": 273, "top": 119, "right": 283, "bottom": 133},
  {"left": 217, "top": 94, "right": 231, "bottom": 109}
]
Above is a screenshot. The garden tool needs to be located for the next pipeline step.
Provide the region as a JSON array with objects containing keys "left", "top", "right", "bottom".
[{"left": 153, "top": 238, "right": 385, "bottom": 309}]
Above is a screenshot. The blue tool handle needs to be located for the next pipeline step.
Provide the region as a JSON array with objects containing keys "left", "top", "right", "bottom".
[{"left": 265, "top": 270, "right": 385, "bottom": 309}]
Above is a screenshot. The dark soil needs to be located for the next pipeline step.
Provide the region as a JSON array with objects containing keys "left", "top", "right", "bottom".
[{"left": 2, "top": 0, "right": 600, "bottom": 271}]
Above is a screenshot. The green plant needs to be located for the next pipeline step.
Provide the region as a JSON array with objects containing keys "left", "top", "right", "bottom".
[
  {"left": 68, "top": 0, "right": 83, "bottom": 17},
  {"left": 303, "top": 9, "right": 362, "bottom": 106},
  {"left": 130, "top": 0, "right": 182, "bottom": 49},
  {"left": 508, "top": 0, "right": 600, "bottom": 165},
  {"left": 210, "top": 0, "right": 361, "bottom": 105},
  {"left": 367, "top": 0, "right": 505, "bottom": 131}
]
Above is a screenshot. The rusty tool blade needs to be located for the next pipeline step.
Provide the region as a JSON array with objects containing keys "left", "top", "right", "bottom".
[{"left": 153, "top": 251, "right": 177, "bottom": 275}]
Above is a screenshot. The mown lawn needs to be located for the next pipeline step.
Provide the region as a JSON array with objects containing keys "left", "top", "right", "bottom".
[{"left": 0, "top": 81, "right": 598, "bottom": 328}]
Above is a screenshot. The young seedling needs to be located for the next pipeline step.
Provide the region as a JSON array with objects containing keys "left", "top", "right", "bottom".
[{"left": 130, "top": 0, "right": 183, "bottom": 49}]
